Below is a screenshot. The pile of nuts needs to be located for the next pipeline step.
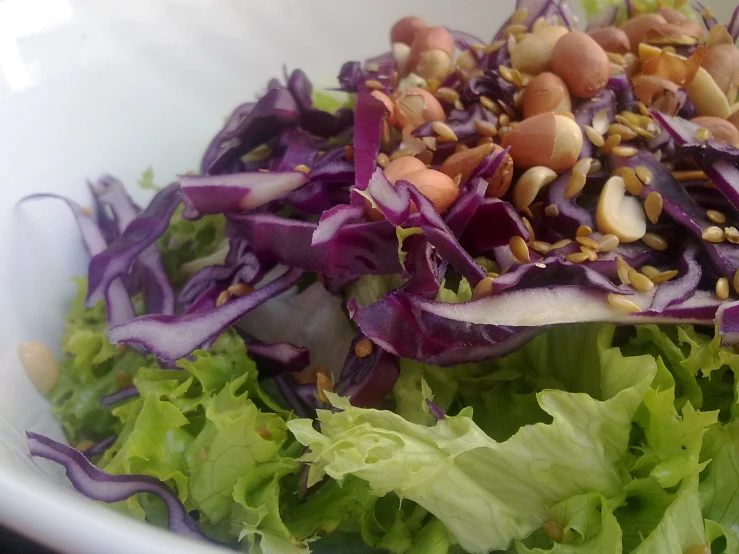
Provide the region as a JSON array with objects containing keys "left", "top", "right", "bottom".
[{"left": 365, "top": 5, "right": 739, "bottom": 302}]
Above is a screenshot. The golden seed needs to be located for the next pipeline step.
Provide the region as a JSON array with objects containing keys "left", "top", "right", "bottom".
[
  {"left": 612, "top": 145, "right": 639, "bottom": 157},
  {"left": 472, "top": 276, "right": 495, "bottom": 300},
  {"left": 523, "top": 217, "right": 535, "bottom": 241},
  {"left": 531, "top": 241, "right": 552, "bottom": 254},
  {"left": 589, "top": 159, "right": 603, "bottom": 174},
  {"left": 432, "top": 121, "right": 458, "bottom": 142},
  {"left": 498, "top": 113, "right": 511, "bottom": 127},
  {"left": 364, "top": 79, "right": 384, "bottom": 90},
  {"left": 376, "top": 153, "right": 390, "bottom": 168},
  {"left": 706, "top": 210, "right": 727, "bottom": 224},
  {"left": 435, "top": 87, "right": 460, "bottom": 104},
  {"left": 551, "top": 238, "right": 573, "bottom": 250},
  {"left": 702, "top": 226, "right": 725, "bottom": 243},
  {"left": 498, "top": 65, "right": 517, "bottom": 84},
  {"left": 671, "top": 170, "right": 707, "bottom": 181},
  {"left": 576, "top": 236, "right": 599, "bottom": 249},
  {"left": 644, "top": 192, "right": 663, "bottom": 224},
  {"left": 642, "top": 232, "right": 668, "bottom": 251},
  {"left": 426, "top": 79, "right": 441, "bottom": 93},
  {"left": 726, "top": 226, "right": 739, "bottom": 244},
  {"left": 477, "top": 136, "right": 495, "bottom": 145},
  {"left": 581, "top": 246, "right": 598, "bottom": 261},
  {"left": 503, "top": 24, "right": 528, "bottom": 38},
  {"left": 584, "top": 126, "right": 605, "bottom": 147},
  {"left": 566, "top": 252, "right": 590, "bottom": 263},
  {"left": 608, "top": 124, "right": 638, "bottom": 141},
  {"left": 592, "top": 109, "right": 611, "bottom": 135},
  {"left": 316, "top": 372, "right": 333, "bottom": 403},
  {"left": 620, "top": 168, "right": 643, "bottom": 196},
  {"left": 479, "top": 95, "right": 496, "bottom": 111},
  {"left": 695, "top": 127, "right": 713, "bottom": 142},
  {"left": 422, "top": 136, "right": 438, "bottom": 151},
  {"left": 601, "top": 134, "right": 621, "bottom": 153},
  {"left": 576, "top": 225, "right": 593, "bottom": 238},
  {"left": 628, "top": 269, "right": 654, "bottom": 292},
  {"left": 390, "top": 147, "right": 419, "bottom": 161},
  {"left": 293, "top": 164, "right": 311, "bottom": 174},
  {"left": 635, "top": 166, "right": 653, "bottom": 185},
  {"left": 454, "top": 99, "right": 465, "bottom": 111},
  {"left": 544, "top": 204, "right": 560, "bottom": 218},
  {"left": 215, "top": 290, "right": 231, "bottom": 307},
  {"left": 573, "top": 158, "right": 593, "bottom": 175},
  {"left": 80, "top": 206, "right": 94, "bottom": 216},
  {"left": 474, "top": 119, "right": 498, "bottom": 137},
  {"left": 228, "top": 282, "right": 254, "bottom": 297},
  {"left": 640, "top": 265, "right": 660, "bottom": 279},
  {"left": 597, "top": 234, "right": 620, "bottom": 252},
  {"left": 651, "top": 270, "right": 679, "bottom": 284},
  {"left": 485, "top": 40, "right": 507, "bottom": 54},
  {"left": 637, "top": 101, "right": 650, "bottom": 116},
  {"left": 608, "top": 293, "right": 642, "bottom": 313},
  {"left": 565, "top": 171, "right": 587, "bottom": 199},
  {"left": 734, "top": 269, "right": 739, "bottom": 295},
  {"left": 487, "top": 271, "right": 500, "bottom": 279},
  {"left": 510, "top": 7, "right": 530, "bottom": 24},
  {"left": 510, "top": 235, "right": 531, "bottom": 264},
  {"left": 354, "top": 339, "right": 374, "bottom": 358},
  {"left": 616, "top": 256, "right": 631, "bottom": 285},
  {"left": 716, "top": 277, "right": 730, "bottom": 300}
]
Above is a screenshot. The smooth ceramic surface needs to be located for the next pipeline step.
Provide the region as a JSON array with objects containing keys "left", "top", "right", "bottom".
[{"left": 0, "top": 1, "right": 734, "bottom": 553}]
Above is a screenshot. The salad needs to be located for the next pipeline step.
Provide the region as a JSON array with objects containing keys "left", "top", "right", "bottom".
[{"left": 16, "top": 0, "right": 739, "bottom": 552}]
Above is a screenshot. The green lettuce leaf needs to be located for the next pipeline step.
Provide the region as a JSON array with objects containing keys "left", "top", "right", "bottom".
[{"left": 288, "top": 345, "right": 653, "bottom": 554}]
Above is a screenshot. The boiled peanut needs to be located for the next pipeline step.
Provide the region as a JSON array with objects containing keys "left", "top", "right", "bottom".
[
  {"left": 510, "top": 25, "right": 569, "bottom": 75},
  {"left": 501, "top": 112, "right": 583, "bottom": 172},
  {"left": 588, "top": 27, "right": 631, "bottom": 55},
  {"left": 551, "top": 32, "right": 610, "bottom": 98},
  {"left": 522, "top": 72, "right": 572, "bottom": 119}
]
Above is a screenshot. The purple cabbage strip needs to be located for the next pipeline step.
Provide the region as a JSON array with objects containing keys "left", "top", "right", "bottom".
[
  {"left": 613, "top": 147, "right": 739, "bottom": 278},
  {"left": 273, "top": 130, "right": 321, "bottom": 172},
  {"left": 87, "top": 183, "right": 182, "bottom": 307},
  {"left": 349, "top": 295, "right": 542, "bottom": 366},
  {"left": 108, "top": 268, "right": 303, "bottom": 362},
  {"left": 717, "top": 299, "right": 739, "bottom": 345},
  {"left": 692, "top": 1, "right": 717, "bottom": 30},
  {"left": 413, "top": 104, "right": 498, "bottom": 143},
  {"left": 202, "top": 87, "right": 300, "bottom": 175},
  {"left": 650, "top": 242, "right": 702, "bottom": 312},
  {"left": 728, "top": 5, "right": 739, "bottom": 40},
  {"left": 274, "top": 376, "right": 319, "bottom": 418},
  {"left": 460, "top": 198, "right": 531, "bottom": 255},
  {"left": 90, "top": 176, "right": 175, "bottom": 316},
  {"left": 461, "top": 71, "right": 517, "bottom": 112},
  {"left": 229, "top": 213, "right": 403, "bottom": 276},
  {"left": 444, "top": 177, "right": 489, "bottom": 237},
  {"left": 311, "top": 204, "right": 366, "bottom": 246},
  {"left": 26, "top": 432, "right": 213, "bottom": 542},
  {"left": 82, "top": 435, "right": 117, "bottom": 460},
  {"left": 402, "top": 236, "right": 443, "bottom": 300},
  {"left": 233, "top": 328, "right": 311, "bottom": 376},
  {"left": 21, "top": 195, "right": 136, "bottom": 326},
  {"left": 337, "top": 61, "right": 364, "bottom": 92},
  {"left": 334, "top": 333, "right": 400, "bottom": 409},
  {"left": 100, "top": 386, "right": 140, "bottom": 407},
  {"left": 180, "top": 171, "right": 309, "bottom": 216},
  {"left": 287, "top": 69, "right": 355, "bottom": 139},
  {"left": 447, "top": 28, "right": 485, "bottom": 51}
]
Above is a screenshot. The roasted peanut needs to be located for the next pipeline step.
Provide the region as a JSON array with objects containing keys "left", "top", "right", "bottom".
[
  {"left": 522, "top": 72, "right": 572, "bottom": 119},
  {"left": 551, "top": 32, "right": 610, "bottom": 98},
  {"left": 392, "top": 87, "right": 446, "bottom": 128},
  {"left": 596, "top": 176, "right": 647, "bottom": 243},
  {"left": 501, "top": 112, "right": 583, "bottom": 172}
]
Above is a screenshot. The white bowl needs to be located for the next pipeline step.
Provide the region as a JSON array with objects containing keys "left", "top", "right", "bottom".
[{"left": 0, "top": 1, "right": 735, "bottom": 552}]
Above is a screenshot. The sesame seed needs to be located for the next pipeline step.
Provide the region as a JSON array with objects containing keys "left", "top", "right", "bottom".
[
  {"left": 695, "top": 127, "right": 713, "bottom": 142},
  {"left": 576, "top": 236, "right": 599, "bottom": 249},
  {"left": 215, "top": 290, "right": 231, "bottom": 307},
  {"left": 354, "top": 339, "right": 374, "bottom": 358},
  {"left": 376, "top": 153, "right": 390, "bottom": 168},
  {"left": 422, "top": 136, "right": 438, "bottom": 151},
  {"left": 228, "top": 282, "right": 254, "bottom": 297},
  {"left": 565, "top": 252, "right": 590, "bottom": 263},
  {"left": 485, "top": 40, "right": 507, "bottom": 54},
  {"left": 581, "top": 246, "right": 598, "bottom": 261},
  {"left": 702, "top": 226, "right": 725, "bottom": 243},
  {"left": 608, "top": 293, "right": 642, "bottom": 312},
  {"left": 651, "top": 269, "right": 679, "bottom": 284},
  {"left": 640, "top": 265, "right": 660, "bottom": 279},
  {"left": 726, "top": 226, "right": 739, "bottom": 244},
  {"left": 316, "top": 372, "right": 333, "bottom": 403},
  {"left": 716, "top": 277, "right": 730, "bottom": 300},
  {"left": 390, "top": 147, "right": 419, "bottom": 161},
  {"left": 432, "top": 121, "right": 458, "bottom": 142},
  {"left": 479, "top": 96, "right": 496, "bottom": 111},
  {"left": 435, "top": 87, "right": 460, "bottom": 104},
  {"left": 544, "top": 204, "right": 560, "bottom": 218},
  {"left": 474, "top": 119, "right": 498, "bottom": 137},
  {"left": 600, "top": 134, "right": 621, "bottom": 153},
  {"left": 644, "top": 192, "right": 663, "bottom": 224},
  {"left": 472, "top": 277, "right": 495, "bottom": 300},
  {"left": 576, "top": 225, "right": 593, "bottom": 238},
  {"left": 523, "top": 217, "right": 535, "bottom": 242},
  {"left": 627, "top": 269, "right": 654, "bottom": 292},
  {"left": 454, "top": 99, "right": 465, "bottom": 111},
  {"left": 477, "top": 136, "right": 495, "bottom": 146},
  {"left": 706, "top": 210, "right": 727, "bottom": 224},
  {"left": 597, "top": 234, "right": 620, "bottom": 252},
  {"left": 612, "top": 145, "right": 639, "bottom": 157},
  {"left": 616, "top": 256, "right": 631, "bottom": 285},
  {"left": 535, "top": 262, "right": 547, "bottom": 269},
  {"left": 589, "top": 159, "right": 603, "bottom": 174},
  {"left": 620, "top": 168, "right": 643, "bottom": 196},
  {"left": 573, "top": 158, "right": 593, "bottom": 175},
  {"left": 565, "top": 171, "right": 587, "bottom": 199},
  {"left": 642, "top": 232, "right": 668, "bottom": 251},
  {"left": 510, "top": 7, "right": 530, "bottom": 24},
  {"left": 635, "top": 165, "right": 653, "bottom": 185},
  {"left": 584, "top": 126, "right": 605, "bottom": 147},
  {"left": 734, "top": 269, "right": 739, "bottom": 295},
  {"left": 608, "top": 123, "right": 638, "bottom": 141},
  {"left": 510, "top": 236, "right": 531, "bottom": 264},
  {"left": 498, "top": 113, "right": 511, "bottom": 127},
  {"left": 671, "top": 170, "right": 707, "bottom": 181},
  {"left": 531, "top": 241, "right": 552, "bottom": 254}
]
